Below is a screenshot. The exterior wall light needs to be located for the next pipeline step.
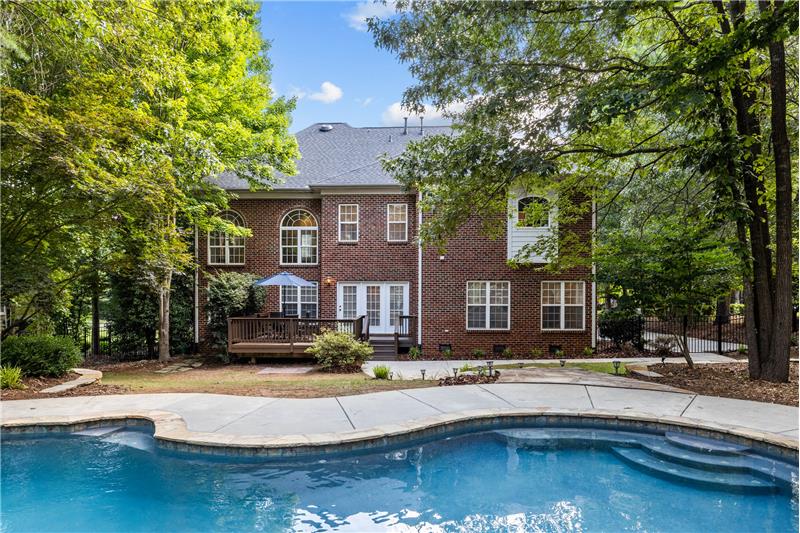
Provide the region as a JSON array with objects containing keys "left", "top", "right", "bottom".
[{"left": 323, "top": 276, "right": 336, "bottom": 286}]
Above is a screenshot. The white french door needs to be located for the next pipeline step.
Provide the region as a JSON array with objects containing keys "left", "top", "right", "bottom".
[{"left": 336, "top": 282, "right": 409, "bottom": 334}]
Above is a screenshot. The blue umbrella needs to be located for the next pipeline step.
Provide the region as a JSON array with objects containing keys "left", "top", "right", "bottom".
[{"left": 253, "top": 271, "right": 314, "bottom": 287}]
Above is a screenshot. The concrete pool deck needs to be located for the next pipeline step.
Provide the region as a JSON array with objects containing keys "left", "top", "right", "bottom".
[{"left": 2, "top": 375, "right": 797, "bottom": 456}]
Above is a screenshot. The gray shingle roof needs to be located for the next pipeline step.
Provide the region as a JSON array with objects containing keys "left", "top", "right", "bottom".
[{"left": 212, "top": 122, "right": 452, "bottom": 190}]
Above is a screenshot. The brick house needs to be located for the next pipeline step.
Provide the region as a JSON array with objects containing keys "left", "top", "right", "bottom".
[{"left": 196, "top": 122, "right": 595, "bottom": 359}]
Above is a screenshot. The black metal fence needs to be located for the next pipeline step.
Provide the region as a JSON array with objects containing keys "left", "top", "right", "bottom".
[
  {"left": 61, "top": 322, "right": 158, "bottom": 363},
  {"left": 597, "top": 314, "right": 748, "bottom": 354}
]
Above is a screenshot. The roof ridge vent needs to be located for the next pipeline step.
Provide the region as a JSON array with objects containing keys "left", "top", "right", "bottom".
[{"left": 319, "top": 124, "right": 334, "bottom": 132}]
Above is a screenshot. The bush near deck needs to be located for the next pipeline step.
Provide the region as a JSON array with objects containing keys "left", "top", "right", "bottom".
[
  {"left": 1, "top": 335, "right": 82, "bottom": 377},
  {"left": 306, "top": 330, "right": 373, "bottom": 372}
]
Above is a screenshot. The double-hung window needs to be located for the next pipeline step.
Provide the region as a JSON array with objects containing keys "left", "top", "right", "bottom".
[
  {"left": 466, "top": 281, "right": 510, "bottom": 330},
  {"left": 338, "top": 204, "right": 359, "bottom": 242},
  {"left": 208, "top": 211, "right": 245, "bottom": 265},
  {"left": 280, "top": 209, "right": 318, "bottom": 265},
  {"left": 387, "top": 204, "right": 408, "bottom": 242},
  {"left": 541, "top": 281, "right": 585, "bottom": 330},
  {"left": 280, "top": 283, "right": 318, "bottom": 318}
]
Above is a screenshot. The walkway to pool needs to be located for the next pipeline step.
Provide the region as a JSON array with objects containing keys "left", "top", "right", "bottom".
[{"left": 2, "top": 370, "right": 797, "bottom": 454}]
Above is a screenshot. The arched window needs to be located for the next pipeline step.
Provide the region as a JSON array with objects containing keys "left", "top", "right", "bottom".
[
  {"left": 280, "top": 209, "right": 318, "bottom": 265},
  {"left": 517, "top": 196, "right": 550, "bottom": 228},
  {"left": 208, "top": 211, "right": 246, "bottom": 265}
]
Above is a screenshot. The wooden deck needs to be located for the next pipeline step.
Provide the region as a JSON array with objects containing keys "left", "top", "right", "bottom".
[{"left": 227, "top": 316, "right": 368, "bottom": 357}]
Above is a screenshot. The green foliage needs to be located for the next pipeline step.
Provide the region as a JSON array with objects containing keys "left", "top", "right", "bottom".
[
  {"left": 1, "top": 335, "right": 82, "bottom": 377},
  {"left": 459, "top": 363, "right": 472, "bottom": 372},
  {"left": 205, "top": 272, "right": 266, "bottom": 350},
  {"left": 440, "top": 348, "right": 453, "bottom": 359},
  {"left": 408, "top": 346, "right": 422, "bottom": 360},
  {"left": 529, "top": 347, "right": 544, "bottom": 358},
  {"left": 1, "top": 1, "right": 299, "bottom": 356},
  {"left": 305, "top": 330, "right": 373, "bottom": 372},
  {"left": 501, "top": 347, "right": 514, "bottom": 359},
  {"left": 583, "top": 346, "right": 594, "bottom": 356},
  {"left": 730, "top": 303, "right": 745, "bottom": 315},
  {"left": 0, "top": 367, "right": 24, "bottom": 389},
  {"left": 372, "top": 365, "right": 391, "bottom": 380},
  {"left": 471, "top": 348, "right": 486, "bottom": 358},
  {"left": 599, "top": 309, "right": 645, "bottom": 349}
]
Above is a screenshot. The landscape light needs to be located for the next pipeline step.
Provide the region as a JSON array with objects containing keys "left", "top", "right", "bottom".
[
  {"left": 612, "top": 360, "right": 621, "bottom": 375},
  {"left": 560, "top": 359, "right": 566, "bottom": 367}
]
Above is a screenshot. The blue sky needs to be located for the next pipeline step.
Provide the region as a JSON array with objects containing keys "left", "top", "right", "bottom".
[{"left": 259, "top": 1, "right": 441, "bottom": 132}]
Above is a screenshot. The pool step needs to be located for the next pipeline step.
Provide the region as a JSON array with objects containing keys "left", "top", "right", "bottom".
[
  {"left": 611, "top": 447, "right": 780, "bottom": 493},
  {"left": 637, "top": 440, "right": 796, "bottom": 487},
  {"left": 664, "top": 431, "right": 750, "bottom": 455}
]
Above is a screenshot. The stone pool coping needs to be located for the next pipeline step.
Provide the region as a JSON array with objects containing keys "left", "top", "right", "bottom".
[
  {"left": 40, "top": 368, "right": 102, "bottom": 394},
  {"left": 3, "top": 405, "right": 797, "bottom": 461}
]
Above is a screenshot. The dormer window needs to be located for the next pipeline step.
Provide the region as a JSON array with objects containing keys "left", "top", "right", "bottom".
[
  {"left": 507, "top": 192, "right": 555, "bottom": 262},
  {"left": 281, "top": 209, "right": 318, "bottom": 265},
  {"left": 517, "top": 196, "right": 551, "bottom": 228},
  {"left": 208, "top": 211, "right": 246, "bottom": 265}
]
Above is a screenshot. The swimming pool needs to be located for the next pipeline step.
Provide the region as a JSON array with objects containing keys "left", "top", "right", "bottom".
[{"left": 2, "top": 425, "right": 797, "bottom": 532}]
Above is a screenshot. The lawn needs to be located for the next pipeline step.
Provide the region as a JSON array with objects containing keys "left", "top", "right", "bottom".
[
  {"left": 97, "top": 362, "right": 435, "bottom": 398},
  {"left": 490, "top": 361, "right": 628, "bottom": 375}
]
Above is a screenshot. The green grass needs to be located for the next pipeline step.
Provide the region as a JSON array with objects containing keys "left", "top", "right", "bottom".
[{"left": 492, "top": 361, "right": 628, "bottom": 375}]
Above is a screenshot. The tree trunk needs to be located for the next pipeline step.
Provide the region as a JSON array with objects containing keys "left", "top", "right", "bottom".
[
  {"left": 158, "top": 270, "right": 172, "bottom": 362},
  {"left": 91, "top": 284, "right": 100, "bottom": 358},
  {"left": 758, "top": 0, "right": 792, "bottom": 382}
]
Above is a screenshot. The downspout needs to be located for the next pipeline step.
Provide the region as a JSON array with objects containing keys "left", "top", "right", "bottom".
[
  {"left": 194, "top": 225, "right": 200, "bottom": 348},
  {"left": 417, "top": 191, "right": 423, "bottom": 347},
  {"left": 591, "top": 200, "right": 597, "bottom": 349}
]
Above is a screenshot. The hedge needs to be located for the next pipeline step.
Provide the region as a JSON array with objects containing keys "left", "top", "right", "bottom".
[{"left": 1, "top": 335, "right": 83, "bottom": 377}]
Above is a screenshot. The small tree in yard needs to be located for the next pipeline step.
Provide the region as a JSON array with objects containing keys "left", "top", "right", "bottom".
[
  {"left": 205, "top": 272, "right": 266, "bottom": 352},
  {"left": 305, "top": 330, "right": 373, "bottom": 372}
]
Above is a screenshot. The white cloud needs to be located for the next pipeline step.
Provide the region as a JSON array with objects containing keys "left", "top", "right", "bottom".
[
  {"left": 380, "top": 101, "right": 467, "bottom": 126},
  {"left": 288, "top": 85, "right": 307, "bottom": 100},
  {"left": 308, "top": 81, "right": 343, "bottom": 104},
  {"left": 345, "top": 1, "right": 396, "bottom": 32}
]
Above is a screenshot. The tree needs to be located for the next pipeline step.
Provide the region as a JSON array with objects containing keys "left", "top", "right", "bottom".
[
  {"left": 368, "top": 0, "right": 797, "bottom": 381},
  {"left": 2, "top": 1, "right": 299, "bottom": 360}
]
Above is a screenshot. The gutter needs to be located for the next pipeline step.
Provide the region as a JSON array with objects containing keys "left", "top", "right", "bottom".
[
  {"left": 417, "top": 191, "right": 423, "bottom": 347},
  {"left": 591, "top": 200, "right": 597, "bottom": 349},
  {"left": 194, "top": 225, "right": 200, "bottom": 347}
]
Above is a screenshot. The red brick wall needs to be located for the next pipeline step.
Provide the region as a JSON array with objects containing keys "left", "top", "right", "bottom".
[
  {"left": 319, "top": 194, "right": 417, "bottom": 321},
  {"left": 420, "top": 211, "right": 594, "bottom": 358},
  {"left": 196, "top": 193, "right": 594, "bottom": 358},
  {"left": 196, "top": 198, "right": 322, "bottom": 341}
]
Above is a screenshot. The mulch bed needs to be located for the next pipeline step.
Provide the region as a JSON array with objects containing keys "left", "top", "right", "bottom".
[
  {"left": 632, "top": 362, "right": 798, "bottom": 406},
  {"left": 1, "top": 372, "right": 89, "bottom": 400},
  {"left": 438, "top": 373, "right": 500, "bottom": 386}
]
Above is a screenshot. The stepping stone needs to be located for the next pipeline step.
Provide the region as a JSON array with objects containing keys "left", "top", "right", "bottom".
[
  {"left": 257, "top": 366, "right": 315, "bottom": 375},
  {"left": 190, "top": 362, "right": 203, "bottom": 368}
]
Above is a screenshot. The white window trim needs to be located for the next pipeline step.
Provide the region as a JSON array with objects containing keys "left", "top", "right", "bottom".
[
  {"left": 207, "top": 211, "right": 246, "bottom": 266},
  {"left": 338, "top": 204, "right": 359, "bottom": 243},
  {"left": 386, "top": 203, "right": 408, "bottom": 242},
  {"left": 516, "top": 196, "right": 552, "bottom": 228},
  {"left": 540, "top": 281, "right": 586, "bottom": 331},
  {"left": 279, "top": 209, "right": 319, "bottom": 266},
  {"left": 279, "top": 282, "right": 319, "bottom": 318},
  {"left": 465, "top": 280, "right": 511, "bottom": 331}
]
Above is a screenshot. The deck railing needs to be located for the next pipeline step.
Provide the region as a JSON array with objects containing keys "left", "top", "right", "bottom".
[
  {"left": 227, "top": 316, "right": 367, "bottom": 352},
  {"left": 394, "top": 315, "right": 417, "bottom": 354}
]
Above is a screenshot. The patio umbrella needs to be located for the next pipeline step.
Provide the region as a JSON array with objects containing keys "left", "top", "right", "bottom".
[{"left": 252, "top": 271, "right": 314, "bottom": 287}]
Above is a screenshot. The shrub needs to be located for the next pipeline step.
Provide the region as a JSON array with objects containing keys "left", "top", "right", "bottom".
[
  {"left": 529, "top": 347, "right": 543, "bottom": 358},
  {"left": 305, "top": 330, "right": 373, "bottom": 372},
  {"left": 502, "top": 347, "right": 514, "bottom": 359},
  {"left": 408, "top": 346, "right": 422, "bottom": 360},
  {"left": 599, "top": 309, "right": 645, "bottom": 349},
  {"left": 583, "top": 346, "right": 594, "bottom": 356},
  {"left": 460, "top": 362, "right": 472, "bottom": 372},
  {"left": 205, "top": 272, "right": 266, "bottom": 350},
  {"left": 1, "top": 335, "right": 82, "bottom": 377},
  {"left": 372, "top": 365, "right": 391, "bottom": 380},
  {"left": 0, "top": 367, "right": 24, "bottom": 389},
  {"left": 441, "top": 348, "right": 453, "bottom": 359},
  {"left": 471, "top": 348, "right": 486, "bottom": 358},
  {"left": 649, "top": 336, "right": 676, "bottom": 359},
  {"left": 730, "top": 303, "right": 745, "bottom": 315}
]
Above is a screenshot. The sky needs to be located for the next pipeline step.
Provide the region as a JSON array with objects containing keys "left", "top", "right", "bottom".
[{"left": 259, "top": 1, "right": 444, "bottom": 132}]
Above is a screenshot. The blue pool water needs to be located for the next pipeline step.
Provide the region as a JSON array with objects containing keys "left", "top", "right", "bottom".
[{"left": 1, "top": 426, "right": 797, "bottom": 532}]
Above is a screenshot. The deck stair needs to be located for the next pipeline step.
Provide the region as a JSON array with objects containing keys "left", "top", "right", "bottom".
[{"left": 369, "top": 334, "right": 398, "bottom": 361}]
